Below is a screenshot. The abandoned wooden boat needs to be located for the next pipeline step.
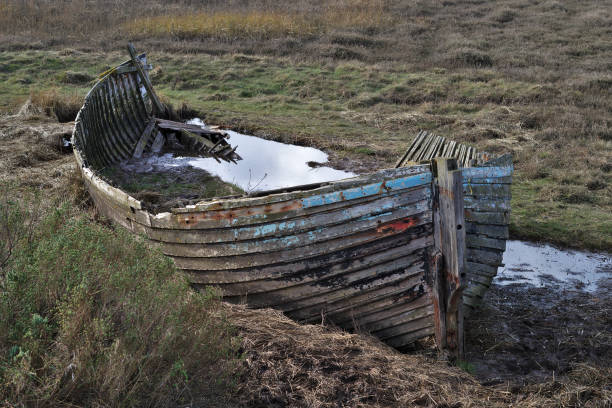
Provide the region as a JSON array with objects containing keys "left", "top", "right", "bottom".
[{"left": 72, "top": 45, "right": 513, "bottom": 356}]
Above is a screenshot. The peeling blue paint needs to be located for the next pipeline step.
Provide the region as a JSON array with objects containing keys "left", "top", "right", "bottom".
[
  {"left": 462, "top": 166, "right": 513, "bottom": 179},
  {"left": 301, "top": 173, "right": 432, "bottom": 209}
]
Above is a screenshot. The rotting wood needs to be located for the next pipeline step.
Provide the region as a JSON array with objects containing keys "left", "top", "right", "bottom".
[
  {"left": 114, "top": 64, "right": 153, "bottom": 75},
  {"left": 127, "top": 43, "right": 164, "bottom": 114},
  {"left": 154, "top": 118, "right": 241, "bottom": 162},
  {"left": 395, "top": 131, "right": 496, "bottom": 169},
  {"left": 155, "top": 118, "right": 226, "bottom": 136},
  {"left": 432, "top": 158, "right": 465, "bottom": 359},
  {"left": 132, "top": 118, "right": 156, "bottom": 158}
]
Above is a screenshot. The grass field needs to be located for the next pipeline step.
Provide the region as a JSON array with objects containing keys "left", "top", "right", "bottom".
[
  {"left": 0, "top": 45, "right": 609, "bottom": 250},
  {"left": 1, "top": 1, "right": 611, "bottom": 406}
]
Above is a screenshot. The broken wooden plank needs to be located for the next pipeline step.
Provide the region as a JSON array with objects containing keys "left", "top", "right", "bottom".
[
  {"left": 394, "top": 130, "right": 424, "bottom": 167},
  {"left": 156, "top": 118, "right": 227, "bottom": 137},
  {"left": 127, "top": 43, "right": 164, "bottom": 114},
  {"left": 132, "top": 118, "right": 157, "bottom": 158},
  {"left": 150, "top": 131, "right": 165, "bottom": 153},
  {"left": 114, "top": 64, "right": 153, "bottom": 75}
]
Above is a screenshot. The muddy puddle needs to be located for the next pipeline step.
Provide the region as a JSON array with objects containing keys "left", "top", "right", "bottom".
[
  {"left": 497, "top": 240, "right": 611, "bottom": 292},
  {"left": 466, "top": 240, "right": 611, "bottom": 385}
]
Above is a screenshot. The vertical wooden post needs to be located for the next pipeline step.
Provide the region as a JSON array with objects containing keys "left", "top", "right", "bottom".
[
  {"left": 432, "top": 158, "right": 466, "bottom": 359},
  {"left": 127, "top": 43, "right": 165, "bottom": 115}
]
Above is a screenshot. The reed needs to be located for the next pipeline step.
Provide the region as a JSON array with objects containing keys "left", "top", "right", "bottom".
[{"left": 125, "top": 1, "right": 393, "bottom": 41}]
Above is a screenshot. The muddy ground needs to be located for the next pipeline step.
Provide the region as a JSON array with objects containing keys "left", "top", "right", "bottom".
[
  {"left": 466, "top": 282, "right": 611, "bottom": 386},
  {"left": 2, "top": 113, "right": 611, "bottom": 406}
]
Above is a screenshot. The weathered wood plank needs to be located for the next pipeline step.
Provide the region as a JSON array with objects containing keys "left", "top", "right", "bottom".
[
  {"left": 151, "top": 173, "right": 434, "bottom": 230},
  {"left": 370, "top": 306, "right": 434, "bottom": 337},
  {"left": 462, "top": 166, "right": 513, "bottom": 179},
  {"left": 291, "top": 273, "right": 429, "bottom": 320},
  {"left": 161, "top": 200, "right": 431, "bottom": 257},
  {"left": 240, "top": 259, "right": 426, "bottom": 309},
  {"left": 127, "top": 43, "right": 164, "bottom": 114},
  {"left": 463, "top": 183, "right": 511, "bottom": 198},
  {"left": 465, "top": 222, "right": 509, "bottom": 239},
  {"left": 170, "top": 212, "right": 432, "bottom": 269},
  {"left": 466, "top": 273, "right": 492, "bottom": 287},
  {"left": 463, "top": 196, "right": 511, "bottom": 211},
  {"left": 114, "top": 64, "right": 152, "bottom": 75},
  {"left": 432, "top": 158, "right": 465, "bottom": 358},
  {"left": 108, "top": 75, "right": 142, "bottom": 144},
  {"left": 466, "top": 234, "right": 507, "bottom": 251},
  {"left": 187, "top": 232, "right": 432, "bottom": 284},
  {"left": 145, "top": 187, "right": 431, "bottom": 244},
  {"left": 150, "top": 131, "right": 165, "bottom": 153},
  {"left": 466, "top": 261, "right": 499, "bottom": 277},
  {"left": 464, "top": 209, "right": 510, "bottom": 225},
  {"left": 156, "top": 118, "right": 227, "bottom": 136},
  {"left": 132, "top": 118, "right": 156, "bottom": 158},
  {"left": 384, "top": 326, "right": 435, "bottom": 348},
  {"left": 395, "top": 130, "right": 425, "bottom": 167},
  {"left": 466, "top": 247, "right": 504, "bottom": 266},
  {"left": 335, "top": 294, "right": 431, "bottom": 328},
  {"left": 214, "top": 248, "right": 427, "bottom": 297}
]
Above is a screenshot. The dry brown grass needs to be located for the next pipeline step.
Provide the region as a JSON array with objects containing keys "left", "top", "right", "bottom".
[
  {"left": 124, "top": 0, "right": 394, "bottom": 41},
  {"left": 0, "top": 0, "right": 393, "bottom": 45},
  {"left": 127, "top": 12, "right": 319, "bottom": 41},
  {"left": 226, "top": 303, "right": 611, "bottom": 407},
  {"left": 125, "top": 3, "right": 394, "bottom": 42},
  {"left": 29, "top": 89, "right": 82, "bottom": 123}
]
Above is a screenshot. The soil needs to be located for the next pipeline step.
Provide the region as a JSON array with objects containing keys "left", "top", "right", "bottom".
[{"left": 465, "top": 281, "right": 611, "bottom": 386}]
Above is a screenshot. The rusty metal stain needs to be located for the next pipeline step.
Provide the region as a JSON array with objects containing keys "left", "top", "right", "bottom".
[
  {"left": 376, "top": 217, "right": 419, "bottom": 235},
  {"left": 439, "top": 186, "right": 454, "bottom": 199}
]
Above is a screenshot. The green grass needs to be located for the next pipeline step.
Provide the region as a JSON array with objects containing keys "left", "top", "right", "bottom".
[
  {"left": 511, "top": 179, "right": 612, "bottom": 251},
  {"left": 0, "top": 193, "right": 241, "bottom": 406}
]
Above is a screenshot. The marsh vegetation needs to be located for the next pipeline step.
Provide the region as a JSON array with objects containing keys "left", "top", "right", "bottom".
[{"left": 0, "top": 0, "right": 610, "bottom": 406}]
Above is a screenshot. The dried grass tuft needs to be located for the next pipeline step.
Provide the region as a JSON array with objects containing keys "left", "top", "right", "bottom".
[{"left": 29, "top": 89, "right": 82, "bottom": 123}]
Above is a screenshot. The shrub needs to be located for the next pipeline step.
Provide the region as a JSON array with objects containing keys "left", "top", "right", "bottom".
[{"left": 0, "top": 198, "right": 240, "bottom": 407}]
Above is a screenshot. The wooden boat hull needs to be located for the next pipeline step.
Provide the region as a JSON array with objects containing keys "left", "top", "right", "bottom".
[{"left": 72, "top": 48, "right": 510, "bottom": 354}]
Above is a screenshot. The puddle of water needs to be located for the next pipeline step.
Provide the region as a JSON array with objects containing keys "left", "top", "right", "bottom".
[
  {"left": 180, "top": 119, "right": 356, "bottom": 192},
  {"left": 496, "top": 240, "right": 612, "bottom": 292}
]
